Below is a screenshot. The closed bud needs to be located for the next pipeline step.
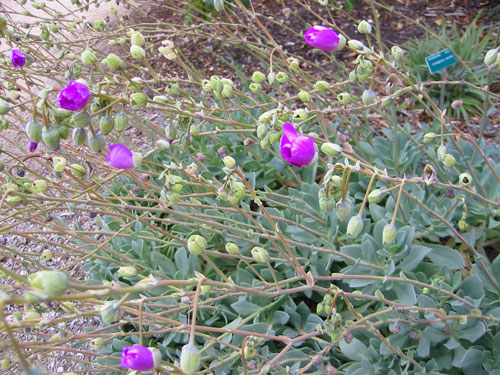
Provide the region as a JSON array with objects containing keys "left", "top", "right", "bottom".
[
  {"left": 53, "top": 156, "right": 67, "bottom": 172},
  {"left": 348, "top": 39, "right": 365, "bottom": 51},
  {"left": 249, "top": 82, "right": 262, "bottom": 93},
  {"left": 362, "top": 89, "right": 376, "bottom": 106},
  {"left": 257, "top": 124, "right": 267, "bottom": 139},
  {"left": 187, "top": 235, "right": 207, "bottom": 255},
  {"left": 1, "top": 359, "right": 10, "bottom": 369},
  {"left": 251, "top": 247, "right": 269, "bottom": 263},
  {"left": 58, "top": 126, "right": 70, "bottom": 140},
  {"left": 225, "top": 242, "right": 240, "bottom": 255},
  {"left": 258, "top": 110, "right": 274, "bottom": 124},
  {"left": 90, "top": 337, "right": 104, "bottom": 350},
  {"left": 223, "top": 155, "right": 236, "bottom": 169},
  {"left": 114, "top": 112, "right": 128, "bottom": 132},
  {"left": 321, "top": 142, "right": 342, "bottom": 158},
  {"left": 330, "top": 175, "right": 343, "bottom": 189},
  {"left": 287, "top": 57, "right": 299, "bottom": 71},
  {"left": 320, "top": 197, "right": 335, "bottom": 212},
  {"left": 99, "top": 116, "right": 114, "bottom": 135},
  {"left": 336, "top": 201, "right": 351, "bottom": 222},
  {"left": 81, "top": 49, "right": 97, "bottom": 65},
  {"left": 443, "top": 154, "right": 455, "bottom": 167},
  {"left": 221, "top": 84, "right": 233, "bottom": 98},
  {"left": 6, "top": 196, "right": 22, "bottom": 206},
  {"left": 118, "top": 266, "right": 137, "bottom": 278},
  {"left": 391, "top": 45, "right": 404, "bottom": 61},
  {"left": 180, "top": 344, "right": 201, "bottom": 375},
  {"left": 267, "top": 71, "right": 276, "bottom": 85},
  {"left": 32, "top": 180, "right": 48, "bottom": 194},
  {"left": 437, "top": 144, "right": 447, "bottom": 161},
  {"left": 130, "top": 45, "right": 146, "bottom": 59},
  {"left": 106, "top": 53, "right": 124, "bottom": 71},
  {"left": 346, "top": 215, "right": 364, "bottom": 237},
  {"left": 156, "top": 139, "right": 170, "bottom": 150},
  {"left": 132, "top": 152, "right": 142, "bottom": 169},
  {"left": 451, "top": 99, "right": 463, "bottom": 110},
  {"left": 458, "top": 172, "right": 472, "bottom": 187},
  {"left": 130, "top": 30, "right": 145, "bottom": 46},
  {"left": 227, "top": 194, "right": 240, "bottom": 205},
  {"left": 298, "top": 90, "right": 311, "bottom": 103},
  {"left": 423, "top": 132, "right": 436, "bottom": 143},
  {"left": 167, "top": 192, "right": 180, "bottom": 204},
  {"left": 357, "top": 71, "right": 370, "bottom": 83},
  {"left": 25, "top": 121, "right": 43, "bottom": 143},
  {"left": 276, "top": 71, "right": 289, "bottom": 83},
  {"left": 349, "top": 71, "right": 357, "bottom": 83},
  {"left": 381, "top": 97, "right": 392, "bottom": 107},
  {"left": 484, "top": 48, "right": 498, "bottom": 66},
  {"left": 71, "top": 111, "right": 91, "bottom": 129},
  {"left": 357, "top": 20, "right": 372, "bottom": 34},
  {"left": 368, "top": 189, "right": 384, "bottom": 203},
  {"left": 382, "top": 224, "right": 397, "bottom": 245},
  {"left": 337, "top": 92, "right": 352, "bottom": 105},
  {"left": 130, "top": 92, "right": 148, "bottom": 107},
  {"left": 72, "top": 128, "right": 86, "bottom": 146},
  {"left": 88, "top": 134, "right": 106, "bottom": 153},
  {"left": 337, "top": 34, "right": 347, "bottom": 50},
  {"left": 314, "top": 80, "right": 330, "bottom": 91},
  {"left": 29, "top": 270, "right": 68, "bottom": 297},
  {"left": 268, "top": 131, "right": 280, "bottom": 145},
  {"left": 40, "top": 249, "right": 52, "bottom": 261},
  {"left": 98, "top": 301, "right": 120, "bottom": 325},
  {"left": 458, "top": 219, "right": 469, "bottom": 232},
  {"left": 252, "top": 71, "right": 266, "bottom": 83}
]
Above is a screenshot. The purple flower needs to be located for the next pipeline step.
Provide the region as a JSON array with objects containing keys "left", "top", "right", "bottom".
[
  {"left": 11, "top": 49, "right": 26, "bottom": 67},
  {"left": 304, "top": 25, "right": 340, "bottom": 51},
  {"left": 280, "top": 122, "right": 316, "bottom": 167},
  {"left": 29, "top": 141, "right": 38, "bottom": 153},
  {"left": 57, "top": 80, "right": 90, "bottom": 111},
  {"left": 106, "top": 143, "right": 134, "bottom": 169},
  {"left": 120, "top": 345, "right": 155, "bottom": 372}
]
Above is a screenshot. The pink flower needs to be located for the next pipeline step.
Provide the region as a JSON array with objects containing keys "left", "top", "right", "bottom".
[
  {"left": 120, "top": 345, "right": 155, "bottom": 372},
  {"left": 280, "top": 123, "right": 316, "bottom": 167},
  {"left": 304, "top": 25, "right": 340, "bottom": 51},
  {"left": 106, "top": 143, "right": 134, "bottom": 169},
  {"left": 29, "top": 141, "right": 38, "bottom": 153},
  {"left": 57, "top": 80, "right": 90, "bottom": 111},
  {"left": 11, "top": 49, "right": 26, "bottom": 67}
]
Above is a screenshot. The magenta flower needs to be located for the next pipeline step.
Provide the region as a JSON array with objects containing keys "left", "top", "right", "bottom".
[
  {"left": 280, "top": 122, "right": 316, "bottom": 167},
  {"left": 106, "top": 143, "right": 134, "bottom": 169},
  {"left": 57, "top": 80, "right": 90, "bottom": 111},
  {"left": 120, "top": 345, "right": 155, "bottom": 372},
  {"left": 11, "top": 49, "right": 26, "bottom": 67},
  {"left": 304, "top": 25, "right": 340, "bottom": 51},
  {"left": 29, "top": 141, "right": 38, "bottom": 153}
]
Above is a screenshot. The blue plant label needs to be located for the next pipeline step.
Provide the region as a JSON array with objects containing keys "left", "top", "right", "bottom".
[{"left": 425, "top": 48, "right": 458, "bottom": 74}]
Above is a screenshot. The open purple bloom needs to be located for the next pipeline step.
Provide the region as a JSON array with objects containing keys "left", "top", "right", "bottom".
[
  {"left": 304, "top": 25, "right": 340, "bottom": 51},
  {"left": 280, "top": 123, "right": 316, "bottom": 167},
  {"left": 106, "top": 143, "right": 134, "bottom": 169},
  {"left": 57, "top": 80, "right": 90, "bottom": 111},
  {"left": 120, "top": 345, "right": 155, "bottom": 372},
  {"left": 11, "top": 49, "right": 26, "bottom": 67},
  {"left": 29, "top": 141, "right": 38, "bottom": 153}
]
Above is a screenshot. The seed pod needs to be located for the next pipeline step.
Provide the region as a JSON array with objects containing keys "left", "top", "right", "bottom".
[
  {"left": 443, "top": 154, "right": 455, "bottom": 167},
  {"left": 319, "top": 197, "right": 336, "bottom": 212},
  {"left": 70, "top": 163, "right": 86, "bottom": 177},
  {"left": 298, "top": 90, "right": 312, "bottom": 103},
  {"left": 156, "top": 140, "right": 170, "bottom": 150},
  {"left": 98, "top": 301, "right": 120, "bottom": 325},
  {"left": 252, "top": 71, "right": 266, "bottom": 83},
  {"left": 130, "top": 92, "right": 147, "bottom": 108},
  {"left": 72, "top": 128, "right": 86, "bottom": 146},
  {"left": 423, "top": 132, "right": 436, "bottom": 143},
  {"left": 29, "top": 270, "right": 68, "bottom": 297},
  {"left": 368, "top": 189, "right": 384, "bottom": 204},
  {"left": 249, "top": 83, "right": 262, "bottom": 93},
  {"left": 114, "top": 112, "right": 128, "bottom": 132},
  {"left": 32, "top": 180, "right": 48, "bottom": 194},
  {"left": 180, "top": 344, "right": 201, "bottom": 375},
  {"left": 25, "top": 121, "right": 43, "bottom": 143},
  {"left": 42, "top": 128, "right": 60, "bottom": 150},
  {"left": 314, "top": 80, "right": 330, "bottom": 91},
  {"left": 99, "top": 116, "right": 114, "bottom": 135},
  {"left": 362, "top": 89, "right": 376, "bottom": 106},
  {"left": 336, "top": 201, "right": 351, "bottom": 222},
  {"left": 106, "top": 53, "right": 124, "bottom": 71},
  {"left": 88, "top": 134, "right": 106, "bottom": 152},
  {"left": 225, "top": 242, "right": 240, "bottom": 255},
  {"left": 458, "top": 172, "right": 472, "bottom": 187},
  {"left": 437, "top": 144, "right": 447, "bottom": 161},
  {"left": 337, "top": 92, "right": 352, "bottom": 105},
  {"left": 130, "top": 45, "right": 145, "bottom": 59},
  {"left": 81, "top": 49, "right": 97, "bottom": 65},
  {"left": 276, "top": 71, "right": 289, "bottom": 84},
  {"left": 130, "top": 30, "right": 145, "bottom": 46},
  {"left": 187, "top": 235, "right": 207, "bottom": 255},
  {"left": 346, "top": 215, "right": 364, "bottom": 237},
  {"left": 382, "top": 224, "right": 397, "bottom": 245},
  {"left": 267, "top": 71, "right": 276, "bottom": 85},
  {"left": 251, "top": 246, "right": 269, "bottom": 263},
  {"left": 71, "top": 111, "right": 91, "bottom": 128}
]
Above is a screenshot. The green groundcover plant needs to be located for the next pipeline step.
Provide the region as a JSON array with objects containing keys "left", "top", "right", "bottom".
[{"left": 0, "top": 1, "right": 499, "bottom": 375}]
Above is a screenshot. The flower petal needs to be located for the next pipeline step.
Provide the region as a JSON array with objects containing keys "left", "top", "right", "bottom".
[
  {"left": 120, "top": 345, "right": 155, "bottom": 371},
  {"left": 304, "top": 25, "right": 339, "bottom": 51},
  {"left": 106, "top": 143, "right": 134, "bottom": 169}
]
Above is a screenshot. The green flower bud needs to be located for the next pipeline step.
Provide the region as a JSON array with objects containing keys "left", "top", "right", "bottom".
[
  {"left": 118, "top": 266, "right": 137, "bottom": 278},
  {"left": 314, "top": 80, "right": 330, "bottom": 91},
  {"left": 53, "top": 108, "right": 72, "bottom": 119},
  {"left": 133, "top": 152, "right": 142, "bottom": 169},
  {"left": 391, "top": 45, "right": 404, "bottom": 61},
  {"left": 443, "top": 154, "right": 455, "bottom": 167},
  {"left": 70, "top": 111, "right": 90, "bottom": 129},
  {"left": 252, "top": 71, "right": 266, "bottom": 83},
  {"left": 484, "top": 48, "right": 498, "bottom": 66},
  {"left": 223, "top": 155, "right": 236, "bottom": 169},
  {"left": 349, "top": 71, "right": 357, "bottom": 83},
  {"left": 458, "top": 172, "right": 472, "bottom": 187},
  {"left": 276, "top": 71, "right": 289, "bottom": 84},
  {"left": 337, "top": 92, "right": 352, "bottom": 105},
  {"left": 187, "top": 235, "right": 207, "bottom": 255},
  {"left": 167, "top": 83, "right": 181, "bottom": 96},
  {"left": 131, "top": 92, "right": 148, "bottom": 108},
  {"left": 287, "top": 57, "right": 299, "bottom": 71},
  {"left": 267, "top": 131, "right": 279, "bottom": 145},
  {"left": 42, "top": 129, "right": 60, "bottom": 150},
  {"left": 225, "top": 242, "right": 240, "bottom": 255},
  {"left": 357, "top": 71, "right": 370, "bottom": 83},
  {"left": 72, "top": 128, "right": 86, "bottom": 146},
  {"left": 458, "top": 219, "right": 469, "bottom": 232},
  {"left": 336, "top": 201, "right": 351, "bottom": 222},
  {"left": 190, "top": 124, "right": 201, "bottom": 137},
  {"left": 0, "top": 100, "right": 10, "bottom": 115},
  {"left": 298, "top": 90, "right": 311, "bottom": 103},
  {"left": 130, "top": 45, "right": 146, "bottom": 59},
  {"left": 256, "top": 124, "right": 267, "bottom": 139},
  {"left": 320, "top": 197, "right": 336, "bottom": 212},
  {"left": 32, "top": 180, "right": 48, "bottom": 194},
  {"left": 251, "top": 246, "right": 269, "bottom": 263},
  {"left": 167, "top": 191, "right": 180, "bottom": 204},
  {"left": 423, "top": 132, "right": 436, "bottom": 143},
  {"left": 382, "top": 224, "right": 397, "bottom": 245},
  {"left": 106, "top": 53, "right": 124, "bottom": 71},
  {"left": 165, "top": 125, "right": 177, "bottom": 140},
  {"left": 88, "top": 134, "right": 106, "bottom": 153},
  {"left": 53, "top": 156, "right": 67, "bottom": 172},
  {"left": 437, "top": 144, "right": 447, "bottom": 161},
  {"left": 58, "top": 126, "right": 70, "bottom": 140},
  {"left": 316, "top": 302, "right": 325, "bottom": 315},
  {"left": 346, "top": 215, "right": 364, "bottom": 237},
  {"left": 221, "top": 84, "right": 233, "bottom": 98},
  {"left": 362, "top": 89, "right": 376, "bottom": 106},
  {"left": 29, "top": 270, "right": 68, "bottom": 297},
  {"left": 368, "top": 189, "right": 384, "bottom": 203},
  {"left": 321, "top": 143, "right": 342, "bottom": 158},
  {"left": 337, "top": 34, "right": 347, "bottom": 50},
  {"left": 98, "top": 116, "right": 114, "bottom": 135},
  {"left": 156, "top": 139, "right": 170, "bottom": 150},
  {"left": 25, "top": 121, "right": 43, "bottom": 143},
  {"left": 90, "top": 337, "right": 104, "bottom": 350},
  {"left": 148, "top": 347, "right": 162, "bottom": 369},
  {"left": 267, "top": 71, "right": 276, "bottom": 85},
  {"left": 348, "top": 39, "right": 365, "bottom": 51},
  {"left": 1, "top": 359, "right": 10, "bottom": 370},
  {"left": 130, "top": 30, "right": 145, "bottom": 46},
  {"left": 180, "top": 344, "right": 201, "bottom": 375},
  {"left": 249, "top": 82, "right": 262, "bottom": 93},
  {"left": 330, "top": 175, "right": 343, "bottom": 189},
  {"left": 114, "top": 112, "right": 128, "bottom": 132},
  {"left": 98, "top": 301, "right": 120, "bottom": 325},
  {"left": 81, "top": 49, "right": 97, "bottom": 65},
  {"left": 70, "top": 163, "right": 86, "bottom": 178},
  {"left": 381, "top": 97, "right": 392, "bottom": 107},
  {"left": 260, "top": 134, "right": 270, "bottom": 149},
  {"left": 116, "top": 37, "right": 126, "bottom": 45},
  {"left": 6, "top": 196, "right": 22, "bottom": 206},
  {"left": 41, "top": 249, "right": 52, "bottom": 261},
  {"left": 357, "top": 20, "right": 372, "bottom": 34},
  {"left": 258, "top": 110, "right": 274, "bottom": 124}
]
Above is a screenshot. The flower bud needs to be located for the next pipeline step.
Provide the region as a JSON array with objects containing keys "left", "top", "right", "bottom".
[
  {"left": 52, "top": 156, "right": 66, "bottom": 173},
  {"left": 25, "top": 121, "right": 43, "bottom": 143},
  {"left": 348, "top": 39, "right": 365, "bottom": 51},
  {"left": 81, "top": 49, "right": 97, "bottom": 65},
  {"left": 336, "top": 201, "right": 351, "bottom": 222},
  {"left": 225, "top": 242, "right": 240, "bottom": 255},
  {"left": 118, "top": 266, "right": 137, "bottom": 278},
  {"left": 180, "top": 344, "right": 201, "bottom": 375},
  {"left": 276, "top": 71, "right": 289, "bottom": 83},
  {"left": 249, "top": 83, "right": 262, "bottom": 93},
  {"left": 72, "top": 128, "right": 86, "bottom": 146},
  {"left": 167, "top": 83, "right": 181, "bottom": 95},
  {"left": 223, "top": 155, "right": 236, "bottom": 169},
  {"left": 99, "top": 301, "right": 120, "bottom": 325},
  {"left": 337, "top": 92, "right": 352, "bottom": 105},
  {"left": 314, "top": 80, "right": 330, "bottom": 91},
  {"left": 367, "top": 189, "right": 383, "bottom": 204},
  {"left": 443, "top": 154, "right": 455, "bottom": 167},
  {"left": 32, "top": 180, "right": 48, "bottom": 194},
  {"left": 130, "top": 30, "right": 145, "bottom": 46},
  {"left": 321, "top": 142, "right": 342, "bottom": 158},
  {"left": 349, "top": 71, "right": 357, "bottom": 83},
  {"left": 53, "top": 108, "right": 72, "bottom": 119},
  {"left": 391, "top": 45, "right": 404, "bottom": 61},
  {"left": 319, "top": 197, "right": 335, "bottom": 212},
  {"left": 133, "top": 152, "right": 143, "bottom": 168},
  {"left": 106, "top": 53, "right": 124, "bottom": 71},
  {"left": 0, "top": 100, "right": 10, "bottom": 116},
  {"left": 156, "top": 139, "right": 171, "bottom": 150},
  {"left": 337, "top": 34, "right": 347, "bottom": 50},
  {"left": 357, "top": 20, "right": 372, "bottom": 34},
  {"left": 346, "top": 215, "right": 364, "bottom": 237},
  {"left": 251, "top": 246, "right": 269, "bottom": 263},
  {"left": 40, "top": 249, "right": 52, "bottom": 261},
  {"left": 99, "top": 116, "right": 114, "bottom": 135},
  {"left": 484, "top": 48, "right": 498, "bottom": 65},
  {"left": 29, "top": 270, "right": 68, "bottom": 297},
  {"left": 287, "top": 57, "right": 299, "bottom": 71},
  {"left": 252, "top": 71, "right": 266, "bottom": 83},
  {"left": 437, "top": 144, "right": 447, "bottom": 161},
  {"left": 130, "top": 45, "right": 146, "bottom": 59},
  {"left": 187, "top": 235, "right": 207, "bottom": 255},
  {"left": 70, "top": 111, "right": 91, "bottom": 129},
  {"left": 90, "top": 338, "right": 104, "bottom": 350},
  {"left": 451, "top": 99, "right": 463, "bottom": 110},
  {"left": 298, "top": 90, "right": 311, "bottom": 103},
  {"left": 131, "top": 92, "right": 148, "bottom": 107},
  {"left": 458, "top": 219, "right": 469, "bottom": 232},
  {"left": 362, "top": 89, "right": 376, "bottom": 106},
  {"left": 1, "top": 359, "right": 10, "bottom": 369},
  {"left": 458, "top": 172, "right": 472, "bottom": 187},
  {"left": 382, "top": 224, "right": 397, "bottom": 245},
  {"left": 58, "top": 126, "right": 70, "bottom": 140},
  {"left": 41, "top": 128, "right": 60, "bottom": 150},
  {"left": 267, "top": 71, "right": 276, "bottom": 85},
  {"left": 6, "top": 196, "right": 22, "bottom": 206},
  {"left": 88, "top": 134, "right": 106, "bottom": 153},
  {"left": 423, "top": 132, "right": 436, "bottom": 143},
  {"left": 357, "top": 71, "right": 370, "bottom": 83},
  {"left": 221, "top": 84, "right": 233, "bottom": 98}
]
